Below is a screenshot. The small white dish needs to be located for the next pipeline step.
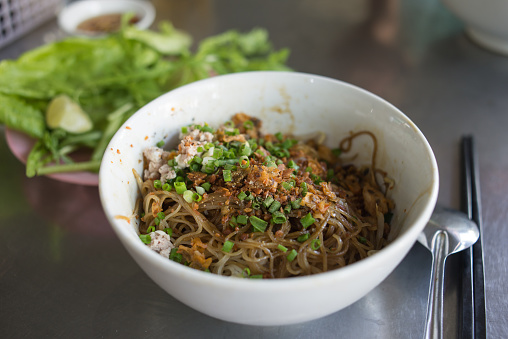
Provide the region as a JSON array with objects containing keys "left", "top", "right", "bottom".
[{"left": 58, "top": 0, "right": 155, "bottom": 36}]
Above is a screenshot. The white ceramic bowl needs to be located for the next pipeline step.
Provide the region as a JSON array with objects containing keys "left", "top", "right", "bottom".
[
  {"left": 58, "top": 0, "right": 155, "bottom": 36},
  {"left": 99, "top": 71, "right": 439, "bottom": 326},
  {"left": 442, "top": 0, "right": 508, "bottom": 55}
]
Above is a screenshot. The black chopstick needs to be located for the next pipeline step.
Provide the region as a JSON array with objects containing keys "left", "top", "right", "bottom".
[{"left": 460, "top": 135, "right": 486, "bottom": 339}]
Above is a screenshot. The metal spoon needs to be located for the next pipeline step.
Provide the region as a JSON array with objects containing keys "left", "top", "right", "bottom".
[{"left": 418, "top": 205, "right": 479, "bottom": 339}]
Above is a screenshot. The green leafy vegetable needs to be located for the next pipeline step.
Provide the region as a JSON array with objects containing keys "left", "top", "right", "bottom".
[{"left": 0, "top": 20, "right": 291, "bottom": 177}]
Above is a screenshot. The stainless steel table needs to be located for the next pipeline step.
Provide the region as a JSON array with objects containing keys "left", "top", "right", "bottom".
[{"left": 1, "top": 1, "right": 506, "bottom": 338}]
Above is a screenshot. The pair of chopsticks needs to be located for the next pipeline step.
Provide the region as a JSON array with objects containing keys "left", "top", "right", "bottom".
[{"left": 460, "top": 136, "right": 486, "bottom": 338}]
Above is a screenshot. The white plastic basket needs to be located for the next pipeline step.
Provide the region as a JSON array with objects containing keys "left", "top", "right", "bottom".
[{"left": 0, "top": 0, "right": 60, "bottom": 49}]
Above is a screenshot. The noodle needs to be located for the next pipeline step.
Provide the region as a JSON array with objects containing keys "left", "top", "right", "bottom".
[{"left": 135, "top": 113, "right": 395, "bottom": 279}]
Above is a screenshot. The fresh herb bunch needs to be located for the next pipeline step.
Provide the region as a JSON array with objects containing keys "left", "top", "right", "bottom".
[{"left": 0, "top": 20, "right": 291, "bottom": 177}]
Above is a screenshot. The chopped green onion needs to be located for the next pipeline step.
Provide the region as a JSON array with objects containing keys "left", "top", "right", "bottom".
[
  {"left": 156, "top": 140, "right": 164, "bottom": 147},
  {"left": 310, "top": 239, "right": 321, "bottom": 250},
  {"left": 224, "top": 164, "right": 237, "bottom": 171},
  {"left": 163, "top": 228, "right": 173, "bottom": 236},
  {"left": 252, "top": 200, "right": 261, "bottom": 210},
  {"left": 147, "top": 225, "right": 155, "bottom": 233},
  {"left": 282, "top": 181, "right": 293, "bottom": 190},
  {"left": 272, "top": 211, "right": 287, "bottom": 224},
  {"left": 300, "top": 213, "right": 315, "bottom": 229},
  {"left": 332, "top": 148, "right": 342, "bottom": 156},
  {"left": 174, "top": 182, "right": 187, "bottom": 194},
  {"left": 243, "top": 120, "right": 254, "bottom": 130},
  {"left": 250, "top": 274, "right": 264, "bottom": 279},
  {"left": 224, "top": 120, "right": 234, "bottom": 128},
  {"left": 213, "top": 148, "right": 223, "bottom": 159},
  {"left": 264, "top": 160, "right": 277, "bottom": 167},
  {"left": 201, "top": 182, "right": 211, "bottom": 191},
  {"left": 222, "top": 240, "right": 234, "bottom": 253},
  {"left": 305, "top": 166, "right": 313, "bottom": 172},
  {"left": 237, "top": 191, "right": 247, "bottom": 200},
  {"left": 157, "top": 212, "right": 165, "bottom": 219},
  {"left": 250, "top": 216, "right": 268, "bottom": 232},
  {"left": 175, "top": 176, "right": 185, "bottom": 182},
  {"left": 169, "top": 248, "right": 182, "bottom": 263},
  {"left": 154, "top": 218, "right": 161, "bottom": 226},
  {"left": 190, "top": 163, "right": 200, "bottom": 172},
  {"left": 268, "top": 200, "right": 281, "bottom": 213},
  {"left": 223, "top": 170, "right": 232, "bottom": 182},
  {"left": 243, "top": 267, "right": 251, "bottom": 277},
  {"left": 229, "top": 216, "right": 237, "bottom": 228},
  {"left": 287, "top": 249, "right": 297, "bottom": 262},
  {"left": 202, "top": 162, "right": 216, "bottom": 174},
  {"left": 193, "top": 156, "right": 203, "bottom": 164},
  {"left": 300, "top": 182, "right": 308, "bottom": 196},
  {"left": 283, "top": 204, "right": 292, "bottom": 214},
  {"left": 239, "top": 143, "right": 252, "bottom": 156},
  {"left": 181, "top": 126, "right": 188, "bottom": 134},
  {"left": 263, "top": 196, "right": 274, "bottom": 208},
  {"left": 239, "top": 155, "right": 250, "bottom": 169},
  {"left": 327, "top": 169, "right": 335, "bottom": 180},
  {"left": 204, "top": 143, "right": 213, "bottom": 150},
  {"left": 275, "top": 132, "right": 283, "bottom": 142},
  {"left": 162, "top": 183, "right": 172, "bottom": 191},
  {"left": 167, "top": 159, "right": 177, "bottom": 167},
  {"left": 277, "top": 244, "right": 288, "bottom": 252},
  {"left": 297, "top": 233, "right": 309, "bottom": 242},
  {"left": 291, "top": 198, "right": 302, "bottom": 209},
  {"left": 183, "top": 190, "right": 194, "bottom": 203},
  {"left": 244, "top": 192, "right": 254, "bottom": 201},
  {"left": 311, "top": 173, "right": 322, "bottom": 185},
  {"left": 358, "top": 236, "right": 367, "bottom": 244},
  {"left": 196, "top": 186, "right": 205, "bottom": 195},
  {"left": 197, "top": 146, "right": 204, "bottom": 152},
  {"left": 192, "top": 192, "right": 202, "bottom": 202},
  {"left": 153, "top": 180, "right": 162, "bottom": 189},
  {"left": 237, "top": 215, "right": 248, "bottom": 225},
  {"left": 139, "top": 234, "right": 151, "bottom": 244},
  {"left": 288, "top": 160, "right": 299, "bottom": 170}
]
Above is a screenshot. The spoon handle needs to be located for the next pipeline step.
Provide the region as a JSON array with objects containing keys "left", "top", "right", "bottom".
[{"left": 424, "top": 231, "right": 449, "bottom": 339}]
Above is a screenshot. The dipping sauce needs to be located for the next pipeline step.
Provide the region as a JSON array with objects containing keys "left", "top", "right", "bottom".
[{"left": 76, "top": 13, "right": 140, "bottom": 33}]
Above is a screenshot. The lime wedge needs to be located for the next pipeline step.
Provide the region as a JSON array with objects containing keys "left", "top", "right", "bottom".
[{"left": 46, "top": 95, "right": 93, "bottom": 134}]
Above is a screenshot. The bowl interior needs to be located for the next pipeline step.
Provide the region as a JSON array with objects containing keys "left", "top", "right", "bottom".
[{"left": 99, "top": 71, "right": 438, "bottom": 325}]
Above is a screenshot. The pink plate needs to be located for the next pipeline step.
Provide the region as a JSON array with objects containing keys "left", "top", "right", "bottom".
[{"left": 5, "top": 128, "right": 99, "bottom": 186}]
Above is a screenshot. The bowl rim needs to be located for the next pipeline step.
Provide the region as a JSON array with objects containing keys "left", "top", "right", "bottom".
[
  {"left": 57, "top": 0, "right": 156, "bottom": 36},
  {"left": 99, "top": 71, "right": 439, "bottom": 289}
]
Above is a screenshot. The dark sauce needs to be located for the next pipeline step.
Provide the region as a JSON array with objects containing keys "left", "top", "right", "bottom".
[{"left": 76, "top": 13, "right": 140, "bottom": 33}]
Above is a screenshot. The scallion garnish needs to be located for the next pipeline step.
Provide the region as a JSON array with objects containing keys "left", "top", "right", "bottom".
[
  {"left": 239, "top": 155, "right": 250, "bottom": 169},
  {"left": 300, "top": 182, "right": 308, "bottom": 196},
  {"left": 288, "top": 160, "right": 299, "bottom": 171},
  {"left": 268, "top": 200, "right": 281, "bottom": 213},
  {"left": 277, "top": 244, "right": 288, "bottom": 252},
  {"left": 169, "top": 248, "right": 182, "bottom": 263},
  {"left": 192, "top": 192, "right": 202, "bottom": 202},
  {"left": 196, "top": 186, "right": 205, "bottom": 195},
  {"left": 283, "top": 204, "right": 292, "bottom": 214},
  {"left": 174, "top": 181, "right": 187, "bottom": 194},
  {"left": 183, "top": 190, "right": 194, "bottom": 203},
  {"left": 237, "top": 191, "right": 247, "bottom": 200},
  {"left": 275, "top": 132, "right": 283, "bottom": 142},
  {"left": 201, "top": 182, "right": 211, "bottom": 191},
  {"left": 139, "top": 234, "right": 151, "bottom": 244},
  {"left": 157, "top": 212, "right": 165, "bottom": 219},
  {"left": 310, "top": 239, "right": 321, "bottom": 250},
  {"left": 300, "top": 213, "right": 315, "bottom": 229},
  {"left": 162, "top": 183, "right": 172, "bottom": 191},
  {"left": 263, "top": 196, "right": 274, "bottom": 208},
  {"left": 250, "top": 216, "right": 268, "bottom": 232},
  {"left": 223, "top": 169, "right": 232, "bottom": 182},
  {"left": 291, "top": 198, "right": 302, "bottom": 209},
  {"left": 156, "top": 140, "right": 164, "bottom": 147},
  {"left": 243, "top": 120, "right": 254, "bottom": 130},
  {"left": 358, "top": 236, "right": 367, "bottom": 244},
  {"left": 287, "top": 249, "right": 297, "bottom": 262},
  {"left": 147, "top": 225, "right": 155, "bottom": 233},
  {"left": 181, "top": 126, "right": 188, "bottom": 134},
  {"left": 153, "top": 179, "right": 162, "bottom": 189},
  {"left": 163, "top": 228, "right": 173, "bottom": 236},
  {"left": 272, "top": 211, "right": 287, "bottom": 224},
  {"left": 297, "top": 233, "right": 309, "bottom": 242},
  {"left": 237, "top": 215, "right": 248, "bottom": 225},
  {"left": 222, "top": 240, "right": 234, "bottom": 253}
]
